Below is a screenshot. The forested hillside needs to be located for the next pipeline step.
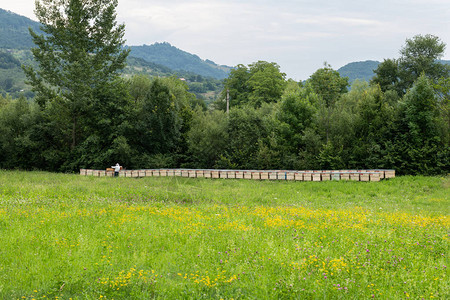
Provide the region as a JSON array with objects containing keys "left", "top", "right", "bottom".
[
  {"left": 337, "top": 60, "right": 380, "bottom": 83},
  {"left": 127, "top": 43, "right": 232, "bottom": 79},
  {"left": 0, "top": 9, "right": 42, "bottom": 49}
]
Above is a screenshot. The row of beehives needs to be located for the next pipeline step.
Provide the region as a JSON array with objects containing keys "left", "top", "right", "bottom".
[{"left": 80, "top": 169, "right": 395, "bottom": 181}]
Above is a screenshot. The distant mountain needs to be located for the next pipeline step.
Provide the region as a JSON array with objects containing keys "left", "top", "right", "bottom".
[
  {"left": 338, "top": 59, "right": 450, "bottom": 84},
  {"left": 0, "top": 8, "right": 42, "bottom": 49},
  {"left": 127, "top": 43, "right": 232, "bottom": 79},
  {"left": 337, "top": 60, "right": 380, "bottom": 83}
]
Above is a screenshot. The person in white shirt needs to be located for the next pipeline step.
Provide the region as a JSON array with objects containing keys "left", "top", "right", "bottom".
[{"left": 112, "top": 163, "right": 121, "bottom": 177}]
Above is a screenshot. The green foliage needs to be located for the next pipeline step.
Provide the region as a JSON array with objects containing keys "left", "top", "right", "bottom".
[
  {"left": 218, "top": 61, "right": 286, "bottom": 109},
  {"left": 372, "top": 34, "right": 450, "bottom": 96}
]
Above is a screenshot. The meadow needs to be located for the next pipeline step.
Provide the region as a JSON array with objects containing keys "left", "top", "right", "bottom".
[{"left": 0, "top": 171, "right": 448, "bottom": 299}]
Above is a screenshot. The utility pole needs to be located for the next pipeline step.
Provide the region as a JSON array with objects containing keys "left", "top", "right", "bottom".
[{"left": 226, "top": 89, "right": 230, "bottom": 114}]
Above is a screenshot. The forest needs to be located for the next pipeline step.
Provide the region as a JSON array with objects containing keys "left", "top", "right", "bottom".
[{"left": 0, "top": 0, "right": 448, "bottom": 175}]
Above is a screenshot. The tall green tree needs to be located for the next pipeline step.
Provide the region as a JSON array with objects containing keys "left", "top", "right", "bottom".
[
  {"left": 218, "top": 61, "right": 286, "bottom": 109},
  {"left": 372, "top": 34, "right": 449, "bottom": 96},
  {"left": 23, "top": 0, "right": 129, "bottom": 150},
  {"left": 308, "top": 63, "right": 348, "bottom": 143}
]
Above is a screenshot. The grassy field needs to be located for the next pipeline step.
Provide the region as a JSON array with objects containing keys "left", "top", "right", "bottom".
[{"left": 0, "top": 171, "right": 448, "bottom": 299}]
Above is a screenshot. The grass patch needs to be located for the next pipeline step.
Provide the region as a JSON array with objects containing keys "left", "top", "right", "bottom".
[{"left": 0, "top": 171, "right": 448, "bottom": 299}]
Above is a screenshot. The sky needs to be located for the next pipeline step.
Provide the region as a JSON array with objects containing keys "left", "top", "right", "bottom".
[{"left": 1, "top": 0, "right": 449, "bottom": 80}]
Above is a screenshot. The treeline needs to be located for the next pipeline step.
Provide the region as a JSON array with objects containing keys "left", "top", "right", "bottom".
[{"left": 0, "top": 67, "right": 448, "bottom": 175}]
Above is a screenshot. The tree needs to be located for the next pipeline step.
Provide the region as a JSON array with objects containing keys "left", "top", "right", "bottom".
[
  {"left": 372, "top": 34, "right": 449, "bottom": 96},
  {"left": 23, "top": 0, "right": 129, "bottom": 150},
  {"left": 247, "top": 61, "right": 286, "bottom": 107},
  {"left": 399, "top": 34, "right": 449, "bottom": 86},
  {"left": 308, "top": 63, "right": 348, "bottom": 143},
  {"left": 218, "top": 61, "right": 286, "bottom": 109}
]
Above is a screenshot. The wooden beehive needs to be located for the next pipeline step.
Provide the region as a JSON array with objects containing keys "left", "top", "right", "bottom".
[
  {"left": 370, "top": 173, "right": 380, "bottom": 182},
  {"left": 204, "top": 170, "right": 212, "bottom": 178},
  {"left": 119, "top": 171, "right": 126, "bottom": 177},
  {"left": 189, "top": 170, "right": 196, "bottom": 178},
  {"left": 99, "top": 170, "right": 106, "bottom": 177},
  {"left": 219, "top": 170, "right": 228, "bottom": 179},
  {"left": 385, "top": 170, "right": 395, "bottom": 178},
  {"left": 252, "top": 172, "right": 261, "bottom": 180},
  {"left": 277, "top": 172, "right": 286, "bottom": 180},
  {"left": 145, "top": 170, "right": 153, "bottom": 177},
  {"left": 211, "top": 170, "right": 220, "bottom": 179},
  {"left": 260, "top": 172, "right": 269, "bottom": 180},
  {"left": 243, "top": 171, "right": 252, "bottom": 179},
  {"left": 321, "top": 173, "right": 331, "bottom": 181},
  {"left": 360, "top": 173, "right": 370, "bottom": 182},
  {"left": 227, "top": 171, "right": 236, "bottom": 179},
  {"left": 350, "top": 173, "right": 360, "bottom": 181},
  {"left": 235, "top": 171, "right": 244, "bottom": 179},
  {"left": 269, "top": 172, "right": 278, "bottom": 180},
  {"left": 159, "top": 170, "right": 167, "bottom": 177},
  {"left": 286, "top": 172, "right": 295, "bottom": 180},
  {"left": 303, "top": 172, "right": 312, "bottom": 181},
  {"left": 340, "top": 173, "right": 350, "bottom": 180},
  {"left": 331, "top": 173, "right": 340, "bottom": 181},
  {"left": 167, "top": 170, "right": 175, "bottom": 177},
  {"left": 106, "top": 171, "right": 114, "bottom": 177},
  {"left": 196, "top": 170, "right": 204, "bottom": 178},
  {"left": 294, "top": 172, "right": 303, "bottom": 181},
  {"left": 131, "top": 170, "right": 139, "bottom": 178},
  {"left": 138, "top": 170, "right": 146, "bottom": 177},
  {"left": 174, "top": 169, "right": 182, "bottom": 177},
  {"left": 312, "top": 173, "right": 321, "bottom": 181}
]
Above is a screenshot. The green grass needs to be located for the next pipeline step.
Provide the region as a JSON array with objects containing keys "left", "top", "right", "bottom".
[{"left": 0, "top": 171, "right": 448, "bottom": 299}]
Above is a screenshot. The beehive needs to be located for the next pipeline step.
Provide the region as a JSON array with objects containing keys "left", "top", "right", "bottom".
[
  {"left": 252, "top": 172, "right": 260, "bottom": 180},
  {"left": 321, "top": 173, "right": 331, "bottom": 181},
  {"left": 350, "top": 173, "right": 360, "bottom": 181},
  {"left": 294, "top": 172, "right": 303, "bottom": 181},
  {"left": 370, "top": 173, "right": 380, "bottom": 182},
  {"left": 312, "top": 173, "right": 321, "bottom": 181},
  {"left": 227, "top": 171, "right": 236, "bottom": 179},
  {"left": 260, "top": 171, "right": 269, "bottom": 180},
  {"left": 360, "top": 173, "right": 370, "bottom": 182},
  {"left": 243, "top": 171, "right": 252, "bottom": 179}
]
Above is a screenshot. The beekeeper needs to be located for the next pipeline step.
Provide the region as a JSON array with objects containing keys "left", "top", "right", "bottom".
[{"left": 112, "top": 163, "right": 121, "bottom": 177}]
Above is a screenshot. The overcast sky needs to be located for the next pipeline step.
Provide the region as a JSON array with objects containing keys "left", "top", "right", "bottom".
[{"left": 1, "top": 0, "right": 449, "bottom": 80}]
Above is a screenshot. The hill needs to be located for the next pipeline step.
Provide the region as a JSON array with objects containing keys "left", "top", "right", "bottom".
[
  {"left": 127, "top": 43, "right": 232, "bottom": 80},
  {"left": 337, "top": 60, "right": 380, "bottom": 83},
  {"left": 338, "top": 59, "right": 450, "bottom": 84},
  {"left": 0, "top": 9, "right": 42, "bottom": 49}
]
